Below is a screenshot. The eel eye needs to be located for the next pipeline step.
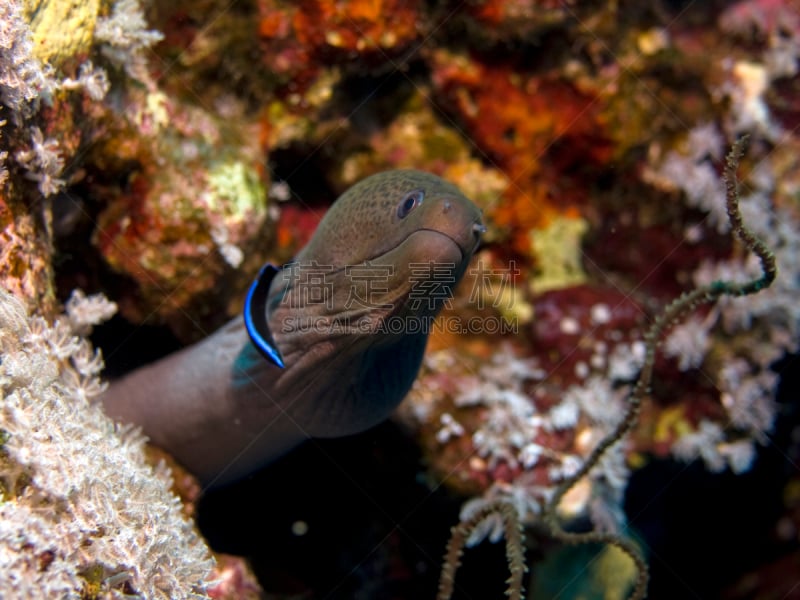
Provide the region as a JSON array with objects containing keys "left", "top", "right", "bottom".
[{"left": 397, "top": 189, "right": 424, "bottom": 219}]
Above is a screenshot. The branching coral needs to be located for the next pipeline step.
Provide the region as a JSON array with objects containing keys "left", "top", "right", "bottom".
[
  {"left": 94, "top": 0, "right": 164, "bottom": 84},
  {"left": 436, "top": 139, "right": 777, "bottom": 600},
  {"left": 438, "top": 499, "right": 527, "bottom": 600},
  {"left": 0, "top": 1, "right": 51, "bottom": 120},
  {"left": 0, "top": 288, "right": 214, "bottom": 598},
  {"left": 649, "top": 121, "right": 798, "bottom": 473},
  {"left": 14, "top": 125, "right": 65, "bottom": 196}
]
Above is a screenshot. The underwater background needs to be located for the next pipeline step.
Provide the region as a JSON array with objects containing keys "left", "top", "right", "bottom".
[{"left": 1, "top": 0, "right": 799, "bottom": 598}]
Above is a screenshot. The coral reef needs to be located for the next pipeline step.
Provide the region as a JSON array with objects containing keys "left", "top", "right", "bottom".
[
  {"left": 90, "top": 95, "right": 270, "bottom": 330},
  {"left": 433, "top": 138, "right": 778, "bottom": 600},
  {"left": 0, "top": 288, "right": 214, "bottom": 598},
  {"left": 1, "top": 0, "right": 798, "bottom": 598},
  {"left": 1, "top": 1, "right": 267, "bottom": 597}
]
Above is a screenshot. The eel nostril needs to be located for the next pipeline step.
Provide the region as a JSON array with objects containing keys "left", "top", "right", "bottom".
[{"left": 443, "top": 200, "right": 452, "bottom": 213}]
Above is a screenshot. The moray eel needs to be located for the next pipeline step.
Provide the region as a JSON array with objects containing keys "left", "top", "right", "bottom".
[{"left": 101, "top": 170, "right": 484, "bottom": 487}]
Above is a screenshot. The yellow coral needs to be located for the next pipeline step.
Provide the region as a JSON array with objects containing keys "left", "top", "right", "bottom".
[
  {"left": 528, "top": 214, "right": 588, "bottom": 293},
  {"left": 206, "top": 160, "right": 267, "bottom": 219},
  {"left": 593, "top": 543, "right": 641, "bottom": 600},
  {"left": 24, "top": 0, "right": 100, "bottom": 66},
  {"left": 653, "top": 404, "right": 691, "bottom": 446}
]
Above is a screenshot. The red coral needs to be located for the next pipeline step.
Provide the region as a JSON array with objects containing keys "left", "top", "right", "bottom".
[
  {"left": 257, "top": 0, "right": 423, "bottom": 92},
  {"left": 584, "top": 212, "right": 733, "bottom": 302},
  {"left": 464, "top": 0, "right": 576, "bottom": 36},
  {"left": 293, "top": 0, "right": 421, "bottom": 55},
  {"left": 429, "top": 51, "right": 613, "bottom": 253},
  {"left": 258, "top": 1, "right": 319, "bottom": 88},
  {"left": 274, "top": 203, "right": 322, "bottom": 254},
  {"left": 529, "top": 284, "right": 645, "bottom": 381}
]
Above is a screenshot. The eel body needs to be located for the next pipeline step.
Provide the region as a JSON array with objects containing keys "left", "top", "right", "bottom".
[{"left": 101, "top": 170, "right": 484, "bottom": 487}]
